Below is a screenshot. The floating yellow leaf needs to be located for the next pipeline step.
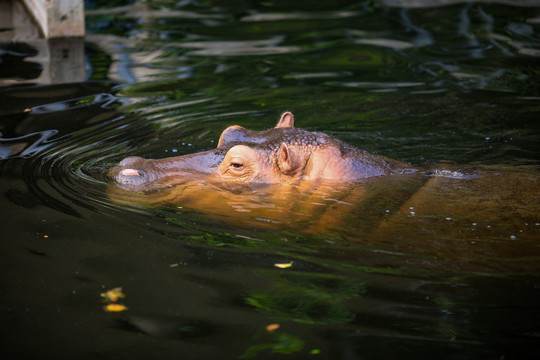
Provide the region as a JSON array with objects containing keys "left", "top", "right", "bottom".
[
  {"left": 266, "top": 323, "right": 280, "bottom": 332},
  {"left": 100, "top": 287, "right": 125, "bottom": 303},
  {"left": 274, "top": 261, "right": 293, "bottom": 269},
  {"left": 104, "top": 303, "right": 128, "bottom": 312}
]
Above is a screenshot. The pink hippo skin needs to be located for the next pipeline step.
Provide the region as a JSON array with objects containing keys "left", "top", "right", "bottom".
[{"left": 108, "top": 112, "right": 415, "bottom": 228}]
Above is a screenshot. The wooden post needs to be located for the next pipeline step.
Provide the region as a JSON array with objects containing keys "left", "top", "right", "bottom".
[{"left": 22, "top": 0, "right": 85, "bottom": 38}]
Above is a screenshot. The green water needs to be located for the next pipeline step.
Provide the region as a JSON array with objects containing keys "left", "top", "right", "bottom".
[{"left": 1, "top": 0, "right": 539, "bottom": 359}]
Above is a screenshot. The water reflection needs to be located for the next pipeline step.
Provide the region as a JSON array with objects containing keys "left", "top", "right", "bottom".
[
  {"left": 383, "top": 0, "right": 540, "bottom": 7},
  {"left": 82, "top": 0, "right": 540, "bottom": 100},
  {"left": 0, "top": 130, "right": 58, "bottom": 159}
]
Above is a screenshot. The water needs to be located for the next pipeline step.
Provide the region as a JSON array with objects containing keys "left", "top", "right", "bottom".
[{"left": 1, "top": 0, "right": 540, "bottom": 358}]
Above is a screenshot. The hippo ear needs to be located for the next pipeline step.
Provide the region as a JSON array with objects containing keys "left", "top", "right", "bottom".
[
  {"left": 217, "top": 125, "right": 247, "bottom": 147},
  {"left": 275, "top": 112, "right": 294, "bottom": 128},
  {"left": 277, "top": 143, "right": 304, "bottom": 175}
]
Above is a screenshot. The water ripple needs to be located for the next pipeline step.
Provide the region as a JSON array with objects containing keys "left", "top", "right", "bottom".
[
  {"left": 0, "top": 130, "right": 58, "bottom": 159},
  {"left": 240, "top": 11, "right": 360, "bottom": 22}
]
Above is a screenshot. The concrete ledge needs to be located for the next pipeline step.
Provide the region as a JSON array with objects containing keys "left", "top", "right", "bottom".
[
  {"left": 0, "top": 1, "right": 85, "bottom": 85},
  {"left": 22, "top": 0, "right": 85, "bottom": 38}
]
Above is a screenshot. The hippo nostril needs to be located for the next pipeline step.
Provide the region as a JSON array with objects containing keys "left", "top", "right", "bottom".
[
  {"left": 120, "top": 168, "right": 141, "bottom": 176},
  {"left": 114, "top": 168, "right": 152, "bottom": 187}
]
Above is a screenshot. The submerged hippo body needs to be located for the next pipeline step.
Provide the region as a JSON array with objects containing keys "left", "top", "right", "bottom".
[
  {"left": 108, "top": 112, "right": 540, "bottom": 271},
  {"left": 108, "top": 111, "right": 424, "bottom": 231}
]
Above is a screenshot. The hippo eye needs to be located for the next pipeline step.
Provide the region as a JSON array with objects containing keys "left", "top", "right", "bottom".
[{"left": 229, "top": 157, "right": 244, "bottom": 170}]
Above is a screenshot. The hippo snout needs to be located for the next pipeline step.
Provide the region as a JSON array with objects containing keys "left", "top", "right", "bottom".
[
  {"left": 109, "top": 156, "right": 160, "bottom": 188},
  {"left": 114, "top": 168, "right": 153, "bottom": 187}
]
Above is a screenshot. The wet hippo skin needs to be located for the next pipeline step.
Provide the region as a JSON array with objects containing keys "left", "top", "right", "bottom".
[
  {"left": 109, "top": 112, "right": 407, "bottom": 190},
  {"left": 107, "top": 112, "right": 539, "bottom": 261}
]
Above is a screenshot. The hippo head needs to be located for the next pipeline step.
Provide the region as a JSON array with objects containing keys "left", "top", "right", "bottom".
[{"left": 108, "top": 112, "right": 400, "bottom": 193}]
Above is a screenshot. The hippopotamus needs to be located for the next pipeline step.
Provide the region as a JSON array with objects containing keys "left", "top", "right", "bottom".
[
  {"left": 109, "top": 112, "right": 407, "bottom": 190},
  {"left": 107, "top": 112, "right": 540, "bottom": 267}
]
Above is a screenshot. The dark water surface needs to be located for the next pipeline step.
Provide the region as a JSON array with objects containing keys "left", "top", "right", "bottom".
[{"left": 1, "top": 0, "right": 540, "bottom": 359}]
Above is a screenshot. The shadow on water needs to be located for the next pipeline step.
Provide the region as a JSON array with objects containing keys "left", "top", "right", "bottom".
[{"left": 1, "top": 0, "right": 540, "bottom": 359}]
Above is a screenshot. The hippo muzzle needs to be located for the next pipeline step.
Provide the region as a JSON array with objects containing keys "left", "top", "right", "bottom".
[
  {"left": 109, "top": 150, "right": 226, "bottom": 191},
  {"left": 111, "top": 156, "right": 160, "bottom": 187}
]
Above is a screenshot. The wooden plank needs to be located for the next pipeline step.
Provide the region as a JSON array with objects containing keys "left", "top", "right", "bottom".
[{"left": 22, "top": 0, "right": 85, "bottom": 38}]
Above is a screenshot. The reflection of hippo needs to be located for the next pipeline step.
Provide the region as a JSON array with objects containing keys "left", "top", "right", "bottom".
[
  {"left": 108, "top": 112, "right": 539, "bottom": 267},
  {"left": 109, "top": 112, "right": 407, "bottom": 190}
]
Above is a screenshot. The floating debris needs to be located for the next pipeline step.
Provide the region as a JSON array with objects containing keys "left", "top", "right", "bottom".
[
  {"left": 101, "top": 287, "right": 127, "bottom": 312},
  {"left": 100, "top": 287, "right": 125, "bottom": 303},
  {"left": 274, "top": 261, "right": 293, "bottom": 269},
  {"left": 104, "top": 303, "right": 128, "bottom": 312},
  {"left": 266, "top": 323, "right": 280, "bottom": 332}
]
